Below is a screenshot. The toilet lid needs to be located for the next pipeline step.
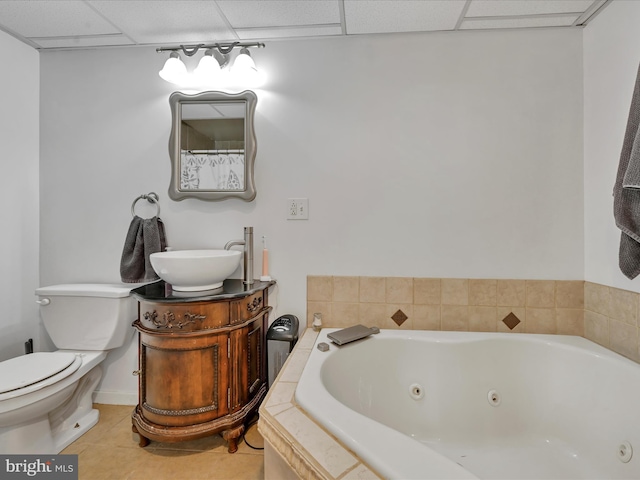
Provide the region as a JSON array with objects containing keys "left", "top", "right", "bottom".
[{"left": 0, "top": 352, "right": 79, "bottom": 395}]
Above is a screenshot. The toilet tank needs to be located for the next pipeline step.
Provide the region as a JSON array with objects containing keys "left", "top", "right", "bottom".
[{"left": 35, "top": 284, "right": 137, "bottom": 351}]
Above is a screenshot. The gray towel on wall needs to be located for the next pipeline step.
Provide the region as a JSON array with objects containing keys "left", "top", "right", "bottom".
[
  {"left": 120, "top": 216, "right": 167, "bottom": 283},
  {"left": 614, "top": 63, "right": 640, "bottom": 279}
]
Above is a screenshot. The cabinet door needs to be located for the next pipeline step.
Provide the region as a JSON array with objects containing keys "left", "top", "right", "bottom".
[
  {"left": 139, "top": 331, "right": 229, "bottom": 427},
  {"left": 229, "top": 315, "right": 265, "bottom": 412}
]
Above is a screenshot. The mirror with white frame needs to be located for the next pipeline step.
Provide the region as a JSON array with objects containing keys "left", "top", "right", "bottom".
[{"left": 168, "top": 90, "right": 257, "bottom": 201}]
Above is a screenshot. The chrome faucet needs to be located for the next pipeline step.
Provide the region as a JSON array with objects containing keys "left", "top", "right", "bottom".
[{"left": 224, "top": 227, "right": 254, "bottom": 285}]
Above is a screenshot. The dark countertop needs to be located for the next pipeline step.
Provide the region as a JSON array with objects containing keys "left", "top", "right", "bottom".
[{"left": 131, "top": 279, "right": 276, "bottom": 303}]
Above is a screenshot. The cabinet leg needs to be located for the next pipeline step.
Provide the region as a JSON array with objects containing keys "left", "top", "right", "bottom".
[
  {"left": 132, "top": 424, "right": 151, "bottom": 448},
  {"left": 222, "top": 425, "right": 245, "bottom": 453}
]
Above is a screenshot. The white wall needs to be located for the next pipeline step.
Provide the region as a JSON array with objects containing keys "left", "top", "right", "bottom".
[
  {"left": 0, "top": 29, "right": 39, "bottom": 361},
  {"left": 584, "top": 0, "right": 640, "bottom": 292},
  {"left": 39, "top": 28, "right": 583, "bottom": 402}
]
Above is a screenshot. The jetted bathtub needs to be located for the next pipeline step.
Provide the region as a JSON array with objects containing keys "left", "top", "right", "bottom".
[{"left": 295, "top": 329, "right": 640, "bottom": 479}]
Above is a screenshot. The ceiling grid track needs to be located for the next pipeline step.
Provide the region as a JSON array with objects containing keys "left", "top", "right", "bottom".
[
  {"left": 0, "top": 0, "right": 614, "bottom": 51},
  {"left": 455, "top": 0, "right": 473, "bottom": 31}
]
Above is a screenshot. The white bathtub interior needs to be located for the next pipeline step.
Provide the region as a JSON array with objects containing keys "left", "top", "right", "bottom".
[{"left": 295, "top": 330, "right": 640, "bottom": 480}]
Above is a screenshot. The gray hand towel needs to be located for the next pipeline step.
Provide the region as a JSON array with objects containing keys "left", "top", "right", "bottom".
[
  {"left": 614, "top": 63, "right": 640, "bottom": 279},
  {"left": 120, "top": 216, "right": 167, "bottom": 283}
]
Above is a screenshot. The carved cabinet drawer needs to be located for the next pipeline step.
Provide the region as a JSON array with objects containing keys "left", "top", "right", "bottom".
[
  {"left": 230, "top": 291, "right": 264, "bottom": 324},
  {"left": 139, "top": 301, "right": 229, "bottom": 332}
]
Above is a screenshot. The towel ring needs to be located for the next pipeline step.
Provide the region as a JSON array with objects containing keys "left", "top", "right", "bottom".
[{"left": 131, "top": 192, "right": 160, "bottom": 218}]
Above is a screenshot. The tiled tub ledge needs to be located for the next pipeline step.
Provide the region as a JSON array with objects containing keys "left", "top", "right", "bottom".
[{"left": 258, "top": 329, "right": 382, "bottom": 480}]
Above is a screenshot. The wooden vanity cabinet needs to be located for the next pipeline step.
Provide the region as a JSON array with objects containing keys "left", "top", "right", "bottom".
[{"left": 130, "top": 281, "right": 272, "bottom": 453}]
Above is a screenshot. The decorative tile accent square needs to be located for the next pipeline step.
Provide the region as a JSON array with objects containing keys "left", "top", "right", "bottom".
[
  {"left": 391, "top": 309, "right": 408, "bottom": 326},
  {"left": 502, "top": 312, "right": 521, "bottom": 330}
]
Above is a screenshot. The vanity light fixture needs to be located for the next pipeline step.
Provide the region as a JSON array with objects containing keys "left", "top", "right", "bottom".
[
  {"left": 159, "top": 51, "right": 188, "bottom": 84},
  {"left": 233, "top": 48, "right": 257, "bottom": 73},
  {"left": 193, "top": 48, "right": 227, "bottom": 81},
  {"left": 230, "top": 47, "right": 259, "bottom": 83},
  {"left": 157, "top": 42, "right": 265, "bottom": 87}
]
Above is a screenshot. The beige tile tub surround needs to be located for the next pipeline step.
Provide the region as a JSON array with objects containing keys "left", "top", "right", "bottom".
[
  {"left": 584, "top": 281, "right": 640, "bottom": 363},
  {"left": 307, "top": 276, "right": 640, "bottom": 364},
  {"left": 308, "top": 276, "right": 585, "bottom": 338}
]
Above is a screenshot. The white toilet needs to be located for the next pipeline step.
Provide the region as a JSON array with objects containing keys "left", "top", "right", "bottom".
[{"left": 0, "top": 284, "right": 137, "bottom": 454}]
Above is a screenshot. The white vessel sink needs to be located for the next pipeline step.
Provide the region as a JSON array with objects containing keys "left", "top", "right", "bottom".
[{"left": 150, "top": 249, "right": 241, "bottom": 291}]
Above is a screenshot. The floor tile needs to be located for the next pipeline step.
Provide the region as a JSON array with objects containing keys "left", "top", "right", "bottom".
[{"left": 61, "top": 404, "right": 265, "bottom": 480}]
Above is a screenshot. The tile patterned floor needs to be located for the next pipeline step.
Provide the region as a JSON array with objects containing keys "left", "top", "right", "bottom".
[{"left": 61, "top": 404, "right": 264, "bottom": 480}]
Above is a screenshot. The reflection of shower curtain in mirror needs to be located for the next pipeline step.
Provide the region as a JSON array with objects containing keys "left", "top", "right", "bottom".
[{"left": 181, "top": 152, "right": 245, "bottom": 190}]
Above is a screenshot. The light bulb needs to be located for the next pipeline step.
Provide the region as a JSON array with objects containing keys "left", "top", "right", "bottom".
[
  {"left": 194, "top": 49, "right": 223, "bottom": 83},
  {"left": 232, "top": 47, "right": 259, "bottom": 82},
  {"left": 159, "top": 52, "right": 187, "bottom": 84}
]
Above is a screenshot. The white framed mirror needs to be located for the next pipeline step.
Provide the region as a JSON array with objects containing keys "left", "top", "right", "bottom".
[{"left": 168, "top": 90, "right": 257, "bottom": 201}]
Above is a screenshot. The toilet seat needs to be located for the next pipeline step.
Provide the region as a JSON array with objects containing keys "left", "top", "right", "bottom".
[{"left": 0, "top": 352, "right": 81, "bottom": 400}]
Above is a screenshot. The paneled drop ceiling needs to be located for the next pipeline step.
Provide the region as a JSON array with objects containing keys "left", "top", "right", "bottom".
[{"left": 0, "top": 0, "right": 611, "bottom": 50}]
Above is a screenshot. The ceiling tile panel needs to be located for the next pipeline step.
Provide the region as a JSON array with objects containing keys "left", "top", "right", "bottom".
[
  {"left": 217, "top": 0, "right": 341, "bottom": 29},
  {"left": 32, "top": 35, "right": 135, "bottom": 49},
  {"left": 460, "top": 15, "right": 580, "bottom": 30},
  {"left": 236, "top": 25, "right": 343, "bottom": 41},
  {"left": 466, "top": 0, "right": 596, "bottom": 17},
  {"left": 89, "top": 1, "right": 237, "bottom": 45},
  {"left": 344, "top": 0, "right": 466, "bottom": 35},
  {"left": 0, "top": 0, "right": 614, "bottom": 50},
  {"left": 0, "top": 0, "right": 119, "bottom": 38}
]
